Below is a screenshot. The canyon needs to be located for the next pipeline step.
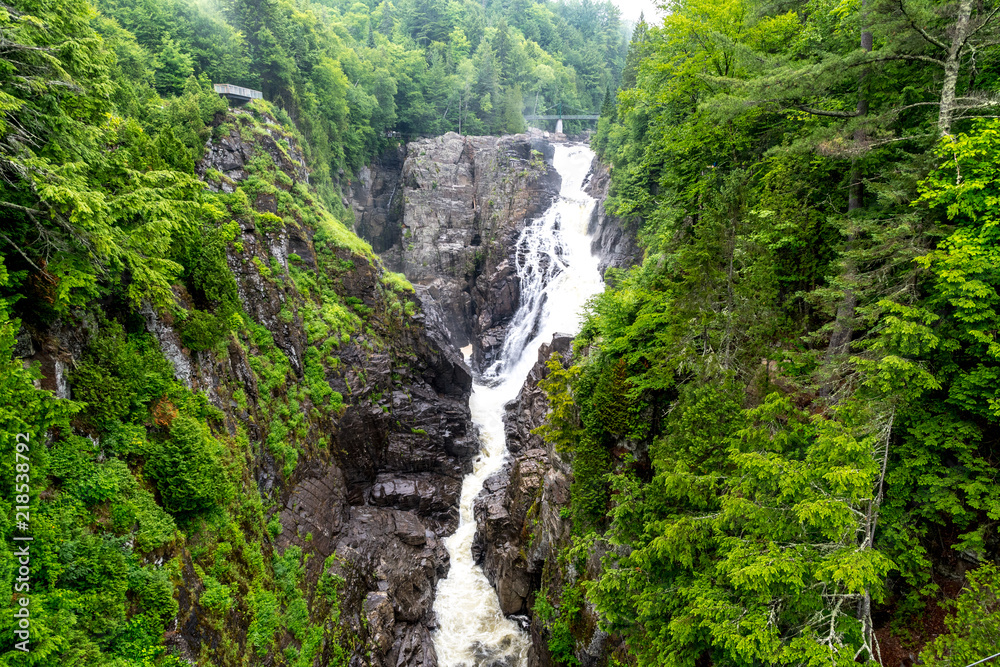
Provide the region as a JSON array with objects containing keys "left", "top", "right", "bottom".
[
  {"left": 351, "top": 132, "right": 639, "bottom": 666},
  {"left": 12, "top": 110, "right": 637, "bottom": 666}
]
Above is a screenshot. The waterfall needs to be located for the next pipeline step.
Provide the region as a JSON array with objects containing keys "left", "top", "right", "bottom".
[{"left": 432, "top": 143, "right": 605, "bottom": 667}]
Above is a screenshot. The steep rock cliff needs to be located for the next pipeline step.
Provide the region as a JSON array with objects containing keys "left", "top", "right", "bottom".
[
  {"left": 473, "top": 335, "right": 620, "bottom": 667},
  {"left": 350, "top": 132, "right": 561, "bottom": 373},
  {"left": 584, "top": 160, "right": 642, "bottom": 276},
  {"left": 472, "top": 334, "right": 574, "bottom": 618},
  {"left": 19, "top": 106, "right": 475, "bottom": 667},
  {"left": 196, "top": 110, "right": 479, "bottom": 667}
]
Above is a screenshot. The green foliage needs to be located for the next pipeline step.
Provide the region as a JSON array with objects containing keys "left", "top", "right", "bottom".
[
  {"left": 534, "top": 587, "right": 581, "bottom": 666},
  {"left": 920, "top": 563, "right": 1000, "bottom": 665},
  {"left": 180, "top": 308, "right": 232, "bottom": 351},
  {"left": 131, "top": 565, "right": 179, "bottom": 624},
  {"left": 382, "top": 270, "right": 414, "bottom": 294},
  {"left": 544, "top": 0, "right": 1000, "bottom": 663},
  {"left": 147, "top": 416, "right": 229, "bottom": 515},
  {"left": 200, "top": 575, "right": 234, "bottom": 615},
  {"left": 533, "top": 353, "right": 582, "bottom": 453},
  {"left": 586, "top": 392, "right": 895, "bottom": 666},
  {"left": 154, "top": 37, "right": 194, "bottom": 95},
  {"left": 70, "top": 321, "right": 174, "bottom": 427},
  {"left": 247, "top": 588, "right": 281, "bottom": 657}
]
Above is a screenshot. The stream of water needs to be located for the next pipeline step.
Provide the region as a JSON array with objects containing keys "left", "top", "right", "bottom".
[{"left": 432, "top": 143, "right": 605, "bottom": 667}]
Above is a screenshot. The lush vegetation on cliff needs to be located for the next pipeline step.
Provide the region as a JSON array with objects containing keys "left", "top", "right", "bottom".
[
  {"left": 0, "top": 0, "right": 478, "bottom": 660},
  {"left": 0, "top": 90, "right": 407, "bottom": 662},
  {"left": 532, "top": 1, "right": 1000, "bottom": 665}
]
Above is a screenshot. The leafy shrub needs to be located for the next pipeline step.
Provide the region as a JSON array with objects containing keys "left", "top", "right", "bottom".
[
  {"left": 247, "top": 589, "right": 280, "bottom": 657},
  {"left": 130, "top": 566, "right": 179, "bottom": 624},
  {"left": 534, "top": 588, "right": 580, "bottom": 666},
  {"left": 147, "top": 416, "right": 228, "bottom": 514},
  {"left": 109, "top": 468, "right": 178, "bottom": 552},
  {"left": 109, "top": 614, "right": 186, "bottom": 666},
  {"left": 921, "top": 563, "right": 1000, "bottom": 665},
  {"left": 200, "top": 575, "right": 234, "bottom": 615},
  {"left": 267, "top": 514, "right": 283, "bottom": 539},
  {"left": 180, "top": 308, "right": 230, "bottom": 351},
  {"left": 70, "top": 322, "right": 174, "bottom": 426},
  {"left": 382, "top": 271, "right": 414, "bottom": 294}
]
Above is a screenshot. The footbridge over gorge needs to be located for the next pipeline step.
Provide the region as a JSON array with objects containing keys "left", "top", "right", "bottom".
[
  {"left": 524, "top": 105, "right": 600, "bottom": 133},
  {"left": 523, "top": 115, "right": 601, "bottom": 121}
]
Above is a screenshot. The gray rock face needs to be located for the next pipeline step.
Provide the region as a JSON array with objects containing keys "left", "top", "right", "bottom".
[
  {"left": 503, "top": 333, "right": 574, "bottom": 457},
  {"left": 198, "top": 122, "right": 309, "bottom": 191},
  {"left": 351, "top": 145, "right": 407, "bottom": 255},
  {"left": 585, "top": 159, "right": 642, "bottom": 277},
  {"left": 350, "top": 132, "right": 561, "bottom": 372},
  {"left": 473, "top": 448, "right": 548, "bottom": 615}
]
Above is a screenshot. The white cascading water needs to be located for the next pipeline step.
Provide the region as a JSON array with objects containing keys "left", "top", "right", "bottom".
[{"left": 432, "top": 143, "right": 605, "bottom": 667}]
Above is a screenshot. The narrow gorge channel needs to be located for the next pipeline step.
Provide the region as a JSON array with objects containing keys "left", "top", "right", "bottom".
[{"left": 432, "top": 143, "right": 605, "bottom": 667}]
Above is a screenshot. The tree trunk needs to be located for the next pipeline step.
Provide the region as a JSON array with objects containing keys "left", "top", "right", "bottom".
[{"left": 939, "top": 0, "right": 974, "bottom": 136}]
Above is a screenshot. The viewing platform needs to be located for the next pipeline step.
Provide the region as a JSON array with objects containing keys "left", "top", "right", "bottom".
[{"left": 214, "top": 83, "right": 263, "bottom": 104}]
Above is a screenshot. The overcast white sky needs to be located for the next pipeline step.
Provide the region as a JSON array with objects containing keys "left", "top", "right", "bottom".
[{"left": 611, "top": 0, "right": 663, "bottom": 26}]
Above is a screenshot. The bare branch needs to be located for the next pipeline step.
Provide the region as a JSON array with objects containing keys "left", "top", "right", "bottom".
[
  {"left": 966, "top": 4, "right": 1000, "bottom": 42},
  {"left": 795, "top": 105, "right": 864, "bottom": 118},
  {"left": 866, "top": 132, "right": 936, "bottom": 148},
  {"left": 0, "top": 201, "right": 44, "bottom": 215},
  {"left": 0, "top": 231, "right": 42, "bottom": 272}
]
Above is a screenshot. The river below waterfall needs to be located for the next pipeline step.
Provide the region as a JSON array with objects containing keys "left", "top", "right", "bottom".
[{"left": 432, "top": 143, "right": 605, "bottom": 667}]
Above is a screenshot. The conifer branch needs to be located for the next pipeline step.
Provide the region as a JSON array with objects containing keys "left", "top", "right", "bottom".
[
  {"left": 794, "top": 105, "right": 864, "bottom": 118},
  {"left": 858, "top": 53, "right": 946, "bottom": 66},
  {"left": 896, "top": 0, "right": 948, "bottom": 51}
]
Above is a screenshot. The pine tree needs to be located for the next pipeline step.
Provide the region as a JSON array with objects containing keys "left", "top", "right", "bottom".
[
  {"left": 378, "top": 0, "right": 394, "bottom": 35},
  {"left": 620, "top": 13, "right": 647, "bottom": 90},
  {"left": 599, "top": 85, "right": 615, "bottom": 122}
]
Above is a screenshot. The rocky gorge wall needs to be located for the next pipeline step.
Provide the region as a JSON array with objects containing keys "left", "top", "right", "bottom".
[
  {"left": 351, "top": 133, "right": 641, "bottom": 373},
  {"left": 16, "top": 107, "right": 481, "bottom": 667},
  {"left": 351, "top": 133, "right": 642, "bottom": 666},
  {"left": 585, "top": 161, "right": 642, "bottom": 279},
  {"left": 474, "top": 336, "right": 621, "bottom": 667},
  {"left": 193, "top": 111, "right": 483, "bottom": 666}
]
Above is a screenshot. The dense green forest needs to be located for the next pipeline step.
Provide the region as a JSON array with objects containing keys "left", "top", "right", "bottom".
[
  {"left": 532, "top": 0, "right": 1000, "bottom": 665},
  {"left": 94, "top": 0, "right": 628, "bottom": 193},
  {"left": 5, "top": 0, "right": 1000, "bottom": 662}
]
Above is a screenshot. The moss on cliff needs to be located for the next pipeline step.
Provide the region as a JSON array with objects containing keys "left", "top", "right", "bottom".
[{"left": 0, "top": 105, "right": 454, "bottom": 667}]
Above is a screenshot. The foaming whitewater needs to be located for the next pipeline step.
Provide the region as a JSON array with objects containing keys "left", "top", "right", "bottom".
[{"left": 432, "top": 143, "right": 604, "bottom": 667}]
